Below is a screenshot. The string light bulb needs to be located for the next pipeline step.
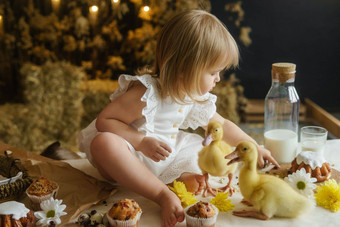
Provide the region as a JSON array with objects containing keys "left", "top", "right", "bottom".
[
  {"left": 90, "top": 5, "right": 99, "bottom": 13},
  {"left": 51, "top": 0, "right": 60, "bottom": 13},
  {"left": 138, "top": 1, "right": 151, "bottom": 20},
  {"left": 0, "top": 15, "right": 3, "bottom": 35},
  {"left": 89, "top": 5, "right": 99, "bottom": 26}
]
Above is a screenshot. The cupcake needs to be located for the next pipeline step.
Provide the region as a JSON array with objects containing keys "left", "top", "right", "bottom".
[
  {"left": 106, "top": 199, "right": 142, "bottom": 227},
  {"left": 25, "top": 177, "right": 59, "bottom": 210},
  {"left": 185, "top": 201, "right": 218, "bottom": 227},
  {"left": 0, "top": 201, "right": 36, "bottom": 227}
]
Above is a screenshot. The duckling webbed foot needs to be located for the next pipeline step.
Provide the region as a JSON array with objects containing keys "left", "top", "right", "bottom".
[
  {"left": 241, "top": 199, "right": 253, "bottom": 207},
  {"left": 202, "top": 173, "right": 218, "bottom": 197},
  {"left": 217, "top": 184, "right": 235, "bottom": 196},
  {"left": 217, "top": 173, "right": 235, "bottom": 196},
  {"left": 233, "top": 210, "right": 269, "bottom": 220},
  {"left": 203, "top": 185, "right": 218, "bottom": 197}
]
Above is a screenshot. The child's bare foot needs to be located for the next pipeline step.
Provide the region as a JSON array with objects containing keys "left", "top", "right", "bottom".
[
  {"left": 176, "top": 172, "right": 205, "bottom": 195},
  {"left": 157, "top": 188, "right": 184, "bottom": 227}
]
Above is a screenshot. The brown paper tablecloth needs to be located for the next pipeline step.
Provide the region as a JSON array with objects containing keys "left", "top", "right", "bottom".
[
  {"left": 0, "top": 142, "right": 116, "bottom": 223},
  {"left": 2, "top": 140, "right": 340, "bottom": 226}
]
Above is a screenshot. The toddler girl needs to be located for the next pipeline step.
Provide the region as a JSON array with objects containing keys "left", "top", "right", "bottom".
[{"left": 79, "top": 9, "right": 279, "bottom": 227}]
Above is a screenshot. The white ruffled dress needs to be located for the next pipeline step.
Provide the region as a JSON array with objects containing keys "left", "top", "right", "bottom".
[{"left": 78, "top": 74, "right": 217, "bottom": 184}]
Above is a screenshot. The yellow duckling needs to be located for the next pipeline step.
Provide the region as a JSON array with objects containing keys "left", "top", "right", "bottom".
[
  {"left": 225, "top": 141, "right": 314, "bottom": 220},
  {"left": 198, "top": 121, "right": 238, "bottom": 197}
]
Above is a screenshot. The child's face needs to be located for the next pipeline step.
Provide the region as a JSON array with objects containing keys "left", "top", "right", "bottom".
[{"left": 199, "top": 66, "right": 222, "bottom": 95}]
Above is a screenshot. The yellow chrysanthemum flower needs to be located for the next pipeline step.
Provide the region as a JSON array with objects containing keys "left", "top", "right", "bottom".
[
  {"left": 210, "top": 192, "right": 235, "bottom": 212},
  {"left": 314, "top": 179, "right": 340, "bottom": 212},
  {"left": 168, "top": 180, "right": 197, "bottom": 208}
]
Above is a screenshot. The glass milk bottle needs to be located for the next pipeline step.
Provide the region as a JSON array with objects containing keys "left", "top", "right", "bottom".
[{"left": 264, "top": 63, "right": 300, "bottom": 164}]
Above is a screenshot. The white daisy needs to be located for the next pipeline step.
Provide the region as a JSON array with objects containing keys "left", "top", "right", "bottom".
[
  {"left": 34, "top": 197, "right": 67, "bottom": 226},
  {"left": 284, "top": 168, "right": 317, "bottom": 198}
]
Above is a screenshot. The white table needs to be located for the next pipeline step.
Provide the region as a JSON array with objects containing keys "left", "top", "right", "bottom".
[{"left": 66, "top": 139, "right": 340, "bottom": 227}]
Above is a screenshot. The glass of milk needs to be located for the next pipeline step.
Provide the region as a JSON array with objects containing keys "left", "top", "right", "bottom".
[
  {"left": 300, "top": 126, "right": 328, "bottom": 154},
  {"left": 264, "top": 129, "right": 298, "bottom": 164}
]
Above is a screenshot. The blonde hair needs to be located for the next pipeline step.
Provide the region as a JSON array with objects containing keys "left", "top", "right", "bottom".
[{"left": 139, "top": 9, "right": 239, "bottom": 103}]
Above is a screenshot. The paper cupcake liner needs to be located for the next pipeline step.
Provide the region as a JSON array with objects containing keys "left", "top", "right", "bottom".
[
  {"left": 184, "top": 204, "right": 219, "bottom": 227},
  {"left": 106, "top": 211, "right": 142, "bottom": 227},
  {"left": 25, "top": 181, "right": 59, "bottom": 210}
]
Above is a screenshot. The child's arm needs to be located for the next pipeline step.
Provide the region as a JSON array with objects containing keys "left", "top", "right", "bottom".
[
  {"left": 95, "top": 82, "right": 172, "bottom": 162},
  {"left": 207, "top": 113, "right": 280, "bottom": 168}
]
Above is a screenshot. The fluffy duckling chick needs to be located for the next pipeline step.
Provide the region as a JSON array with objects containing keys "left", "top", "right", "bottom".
[
  {"left": 226, "top": 141, "right": 314, "bottom": 220},
  {"left": 198, "top": 121, "right": 238, "bottom": 197}
]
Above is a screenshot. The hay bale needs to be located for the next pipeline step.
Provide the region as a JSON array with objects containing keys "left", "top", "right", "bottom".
[
  {"left": 81, "top": 79, "right": 119, "bottom": 128},
  {"left": 0, "top": 62, "right": 86, "bottom": 152},
  {"left": 212, "top": 74, "right": 248, "bottom": 124},
  {"left": 0, "top": 104, "right": 28, "bottom": 149}
]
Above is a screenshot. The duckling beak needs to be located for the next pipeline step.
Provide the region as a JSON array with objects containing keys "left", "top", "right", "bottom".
[
  {"left": 225, "top": 149, "right": 240, "bottom": 165},
  {"left": 202, "top": 134, "right": 213, "bottom": 146}
]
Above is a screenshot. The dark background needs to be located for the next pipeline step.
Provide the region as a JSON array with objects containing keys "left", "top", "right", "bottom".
[{"left": 211, "top": 0, "right": 340, "bottom": 111}]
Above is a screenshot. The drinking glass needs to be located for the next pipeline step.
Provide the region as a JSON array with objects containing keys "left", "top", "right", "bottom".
[{"left": 300, "top": 126, "right": 328, "bottom": 154}]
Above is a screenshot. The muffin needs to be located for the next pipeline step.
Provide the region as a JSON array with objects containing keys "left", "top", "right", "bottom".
[
  {"left": 290, "top": 151, "right": 332, "bottom": 182},
  {"left": 0, "top": 201, "right": 36, "bottom": 227},
  {"left": 106, "top": 199, "right": 142, "bottom": 227},
  {"left": 25, "top": 177, "right": 59, "bottom": 210},
  {"left": 185, "top": 201, "right": 218, "bottom": 227}
]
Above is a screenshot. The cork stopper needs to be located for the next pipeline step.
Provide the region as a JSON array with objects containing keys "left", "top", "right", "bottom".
[{"left": 272, "top": 62, "right": 296, "bottom": 83}]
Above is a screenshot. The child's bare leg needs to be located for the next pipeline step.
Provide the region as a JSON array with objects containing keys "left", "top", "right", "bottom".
[
  {"left": 91, "top": 132, "right": 184, "bottom": 227},
  {"left": 175, "top": 172, "right": 205, "bottom": 195}
]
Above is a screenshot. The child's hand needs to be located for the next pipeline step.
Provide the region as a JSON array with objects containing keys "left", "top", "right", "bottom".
[
  {"left": 136, "top": 137, "right": 172, "bottom": 162},
  {"left": 257, "top": 146, "right": 280, "bottom": 169}
]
